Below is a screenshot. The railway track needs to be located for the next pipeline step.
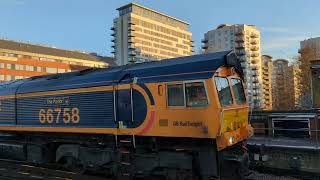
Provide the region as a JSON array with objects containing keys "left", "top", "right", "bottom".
[
  {"left": 0, "top": 158, "right": 306, "bottom": 180},
  {"left": 0, "top": 159, "right": 108, "bottom": 180}
]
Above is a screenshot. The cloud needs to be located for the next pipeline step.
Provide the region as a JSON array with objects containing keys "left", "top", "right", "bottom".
[
  {"left": 262, "top": 36, "right": 306, "bottom": 50},
  {"left": 261, "top": 27, "right": 289, "bottom": 33}
]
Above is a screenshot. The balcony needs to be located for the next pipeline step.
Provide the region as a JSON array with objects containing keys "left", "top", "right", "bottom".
[
  {"left": 250, "top": 40, "right": 258, "bottom": 45},
  {"left": 128, "top": 26, "right": 135, "bottom": 31},
  {"left": 239, "top": 56, "right": 247, "bottom": 62},
  {"left": 252, "top": 84, "right": 260, "bottom": 89},
  {"left": 251, "top": 59, "right": 257, "bottom": 64},
  {"left": 251, "top": 46, "right": 259, "bottom": 51},
  {"left": 128, "top": 39, "right": 134, "bottom": 44},
  {"left": 110, "top": 27, "right": 115, "bottom": 31},
  {"left": 250, "top": 33, "right": 259, "bottom": 38},
  {"left": 263, "top": 76, "right": 269, "bottom": 81},
  {"left": 235, "top": 36, "right": 245, "bottom": 42},
  {"left": 241, "top": 63, "right": 247, "bottom": 69},
  {"left": 111, "top": 51, "right": 116, "bottom": 54},
  {"left": 128, "top": 20, "right": 136, "bottom": 25},
  {"left": 252, "top": 65, "right": 258, "bottom": 70},
  {"left": 111, "top": 45, "right": 115, "bottom": 48},
  {"left": 111, "top": 32, "right": 116, "bottom": 37},
  {"left": 128, "top": 32, "right": 135, "bottom": 37},
  {"left": 128, "top": 51, "right": 136, "bottom": 56},
  {"left": 201, "top": 39, "right": 208, "bottom": 43},
  {"left": 202, "top": 44, "right": 208, "bottom": 49},
  {"left": 235, "top": 43, "right": 245, "bottom": 49},
  {"left": 128, "top": 46, "right": 136, "bottom": 51},
  {"left": 263, "top": 66, "right": 269, "bottom": 70},
  {"left": 252, "top": 91, "right": 259, "bottom": 96},
  {"left": 252, "top": 71, "right": 258, "bottom": 77},
  {"left": 236, "top": 49, "right": 246, "bottom": 56},
  {"left": 111, "top": 38, "right": 116, "bottom": 42},
  {"left": 251, "top": 52, "right": 260, "bottom": 57},
  {"left": 235, "top": 30, "right": 245, "bottom": 35}
]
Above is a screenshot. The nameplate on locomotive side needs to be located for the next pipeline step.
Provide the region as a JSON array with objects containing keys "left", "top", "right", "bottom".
[{"left": 46, "top": 97, "right": 70, "bottom": 105}]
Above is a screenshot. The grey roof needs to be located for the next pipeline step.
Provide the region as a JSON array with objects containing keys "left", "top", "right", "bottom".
[
  {"left": 97, "top": 56, "right": 117, "bottom": 67},
  {"left": 0, "top": 39, "right": 102, "bottom": 62}
]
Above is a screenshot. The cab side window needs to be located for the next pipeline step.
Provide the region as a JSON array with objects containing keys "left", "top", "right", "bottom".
[
  {"left": 167, "top": 81, "right": 209, "bottom": 108},
  {"left": 185, "top": 82, "right": 208, "bottom": 107},
  {"left": 214, "top": 77, "right": 233, "bottom": 107},
  {"left": 167, "top": 84, "right": 185, "bottom": 106}
]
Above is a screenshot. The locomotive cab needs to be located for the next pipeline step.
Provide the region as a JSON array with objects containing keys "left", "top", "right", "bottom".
[{"left": 213, "top": 66, "right": 253, "bottom": 150}]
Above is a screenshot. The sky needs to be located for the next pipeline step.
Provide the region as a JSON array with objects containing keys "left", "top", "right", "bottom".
[{"left": 0, "top": 0, "right": 319, "bottom": 60}]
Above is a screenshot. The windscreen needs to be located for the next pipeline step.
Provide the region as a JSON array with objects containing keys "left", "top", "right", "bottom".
[
  {"left": 231, "top": 78, "right": 246, "bottom": 104},
  {"left": 214, "top": 77, "right": 233, "bottom": 107}
]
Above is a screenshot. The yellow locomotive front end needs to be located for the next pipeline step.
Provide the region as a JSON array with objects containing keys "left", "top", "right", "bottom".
[{"left": 213, "top": 66, "right": 253, "bottom": 150}]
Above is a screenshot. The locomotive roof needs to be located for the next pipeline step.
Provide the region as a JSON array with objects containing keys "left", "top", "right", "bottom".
[{"left": 0, "top": 51, "right": 243, "bottom": 95}]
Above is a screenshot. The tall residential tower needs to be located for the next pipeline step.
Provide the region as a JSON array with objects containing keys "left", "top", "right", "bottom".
[
  {"left": 261, "top": 55, "right": 273, "bottom": 110},
  {"left": 202, "top": 24, "right": 262, "bottom": 109},
  {"left": 112, "top": 3, "right": 193, "bottom": 65}
]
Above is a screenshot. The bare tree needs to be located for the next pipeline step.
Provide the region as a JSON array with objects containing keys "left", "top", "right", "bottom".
[{"left": 294, "top": 46, "right": 318, "bottom": 109}]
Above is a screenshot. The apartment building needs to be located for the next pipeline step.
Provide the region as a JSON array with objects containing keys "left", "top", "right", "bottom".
[
  {"left": 300, "top": 37, "right": 320, "bottom": 61},
  {"left": 293, "top": 65, "right": 302, "bottom": 108},
  {"left": 202, "top": 24, "right": 262, "bottom": 109},
  {"left": 0, "top": 39, "right": 108, "bottom": 82},
  {"left": 112, "top": 3, "right": 193, "bottom": 65},
  {"left": 272, "top": 59, "right": 295, "bottom": 110},
  {"left": 261, "top": 55, "right": 273, "bottom": 110}
]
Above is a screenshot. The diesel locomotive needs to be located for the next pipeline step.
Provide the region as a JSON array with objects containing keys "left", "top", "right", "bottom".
[{"left": 0, "top": 51, "right": 252, "bottom": 179}]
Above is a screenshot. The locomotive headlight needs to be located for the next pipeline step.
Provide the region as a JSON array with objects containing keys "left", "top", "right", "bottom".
[{"left": 229, "top": 136, "right": 235, "bottom": 145}]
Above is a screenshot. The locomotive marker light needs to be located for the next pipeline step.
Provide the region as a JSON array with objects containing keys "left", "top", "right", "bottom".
[{"left": 229, "top": 136, "right": 235, "bottom": 145}]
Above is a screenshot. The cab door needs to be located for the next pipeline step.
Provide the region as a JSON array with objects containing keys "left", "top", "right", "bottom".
[{"left": 116, "top": 84, "right": 133, "bottom": 128}]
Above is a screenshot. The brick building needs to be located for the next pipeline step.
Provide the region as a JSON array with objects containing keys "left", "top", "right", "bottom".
[
  {"left": 0, "top": 39, "right": 109, "bottom": 82},
  {"left": 272, "top": 59, "right": 295, "bottom": 110}
]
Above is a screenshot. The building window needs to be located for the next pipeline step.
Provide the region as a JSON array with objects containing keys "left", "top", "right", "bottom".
[
  {"left": 0, "top": 63, "right": 4, "bottom": 68},
  {"left": 0, "top": 75, "right": 4, "bottom": 81},
  {"left": 167, "top": 84, "right": 185, "bottom": 106},
  {"left": 36, "top": 67, "right": 42, "bottom": 72},
  {"left": 26, "top": 65, "right": 34, "bottom": 71},
  {"left": 58, "top": 69, "right": 66, "bottom": 73},
  {"left": 6, "top": 64, "right": 12, "bottom": 69},
  {"left": 16, "top": 64, "right": 24, "bottom": 71},
  {"left": 15, "top": 76, "right": 24, "bottom": 80},
  {"left": 46, "top": 67, "right": 57, "bottom": 73},
  {"left": 6, "top": 75, "right": 14, "bottom": 81}
]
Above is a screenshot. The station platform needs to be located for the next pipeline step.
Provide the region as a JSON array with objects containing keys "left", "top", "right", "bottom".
[{"left": 247, "top": 136, "right": 320, "bottom": 150}]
